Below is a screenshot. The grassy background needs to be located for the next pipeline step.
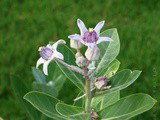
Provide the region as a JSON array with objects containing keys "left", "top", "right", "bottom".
[{"left": 0, "top": 0, "right": 160, "bottom": 119}]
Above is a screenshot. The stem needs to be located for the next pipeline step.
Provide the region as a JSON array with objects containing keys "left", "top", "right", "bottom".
[
  {"left": 85, "top": 79, "right": 92, "bottom": 113},
  {"left": 84, "top": 67, "right": 92, "bottom": 115},
  {"left": 55, "top": 58, "right": 85, "bottom": 76}
]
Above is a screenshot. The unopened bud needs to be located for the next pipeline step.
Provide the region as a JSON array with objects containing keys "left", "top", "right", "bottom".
[
  {"left": 76, "top": 56, "right": 87, "bottom": 67},
  {"left": 75, "top": 52, "right": 83, "bottom": 58},
  {"left": 70, "top": 39, "right": 83, "bottom": 49},
  {"left": 94, "top": 76, "right": 109, "bottom": 90},
  {"left": 85, "top": 45, "right": 100, "bottom": 61}
]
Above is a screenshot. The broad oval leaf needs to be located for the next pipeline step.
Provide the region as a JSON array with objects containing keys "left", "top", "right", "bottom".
[
  {"left": 96, "top": 28, "right": 120, "bottom": 76},
  {"left": 23, "top": 91, "right": 65, "bottom": 120},
  {"left": 56, "top": 103, "right": 84, "bottom": 116},
  {"left": 56, "top": 44, "right": 85, "bottom": 92},
  {"left": 96, "top": 70, "right": 141, "bottom": 96},
  {"left": 98, "top": 93, "right": 157, "bottom": 120},
  {"left": 92, "top": 91, "right": 120, "bottom": 111}
]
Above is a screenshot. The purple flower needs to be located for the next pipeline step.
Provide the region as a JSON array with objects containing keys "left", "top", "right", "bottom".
[
  {"left": 68, "top": 19, "right": 113, "bottom": 48},
  {"left": 36, "top": 40, "right": 66, "bottom": 75}
]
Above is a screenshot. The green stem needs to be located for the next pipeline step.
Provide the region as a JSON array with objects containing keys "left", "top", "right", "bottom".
[
  {"left": 83, "top": 66, "right": 92, "bottom": 119},
  {"left": 85, "top": 79, "right": 92, "bottom": 113}
]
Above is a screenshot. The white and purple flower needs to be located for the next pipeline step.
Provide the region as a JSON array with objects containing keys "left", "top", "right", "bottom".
[
  {"left": 68, "top": 19, "right": 113, "bottom": 48},
  {"left": 36, "top": 40, "right": 66, "bottom": 75}
]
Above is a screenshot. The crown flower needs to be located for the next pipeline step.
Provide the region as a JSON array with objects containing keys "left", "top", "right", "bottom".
[
  {"left": 36, "top": 40, "right": 66, "bottom": 75},
  {"left": 68, "top": 19, "right": 113, "bottom": 48}
]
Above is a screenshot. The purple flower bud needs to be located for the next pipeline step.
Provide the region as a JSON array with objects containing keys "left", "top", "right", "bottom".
[
  {"left": 83, "top": 30, "right": 98, "bottom": 43},
  {"left": 40, "top": 47, "right": 53, "bottom": 60},
  {"left": 96, "top": 76, "right": 109, "bottom": 85},
  {"left": 95, "top": 76, "right": 109, "bottom": 89}
]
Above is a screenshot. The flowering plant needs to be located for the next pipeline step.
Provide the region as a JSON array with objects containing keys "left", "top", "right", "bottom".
[{"left": 12, "top": 19, "right": 156, "bottom": 120}]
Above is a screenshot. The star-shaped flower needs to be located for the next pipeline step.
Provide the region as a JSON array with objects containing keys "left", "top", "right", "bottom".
[
  {"left": 36, "top": 40, "right": 66, "bottom": 75},
  {"left": 68, "top": 19, "right": 113, "bottom": 48}
]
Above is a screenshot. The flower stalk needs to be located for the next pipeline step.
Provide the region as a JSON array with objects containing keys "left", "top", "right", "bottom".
[
  {"left": 83, "top": 66, "right": 92, "bottom": 117},
  {"left": 55, "top": 58, "right": 85, "bottom": 76},
  {"left": 85, "top": 78, "right": 92, "bottom": 113}
]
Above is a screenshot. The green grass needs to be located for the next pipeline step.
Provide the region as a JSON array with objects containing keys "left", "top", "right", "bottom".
[{"left": 0, "top": 0, "right": 160, "bottom": 119}]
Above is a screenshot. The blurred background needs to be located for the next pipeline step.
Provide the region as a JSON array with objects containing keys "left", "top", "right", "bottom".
[{"left": 0, "top": 0, "right": 160, "bottom": 119}]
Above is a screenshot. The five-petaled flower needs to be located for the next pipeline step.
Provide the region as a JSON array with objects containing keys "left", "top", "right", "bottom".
[
  {"left": 68, "top": 19, "right": 113, "bottom": 48},
  {"left": 36, "top": 40, "right": 66, "bottom": 75}
]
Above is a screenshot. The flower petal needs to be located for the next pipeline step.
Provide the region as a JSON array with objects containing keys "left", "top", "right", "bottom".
[
  {"left": 53, "top": 51, "right": 64, "bottom": 60},
  {"left": 43, "top": 60, "right": 51, "bottom": 75},
  {"left": 36, "top": 57, "right": 45, "bottom": 68},
  {"left": 68, "top": 34, "right": 81, "bottom": 40},
  {"left": 96, "top": 37, "right": 113, "bottom": 44},
  {"left": 94, "top": 21, "right": 105, "bottom": 35},
  {"left": 77, "top": 19, "right": 87, "bottom": 36},
  {"left": 68, "top": 34, "right": 85, "bottom": 44},
  {"left": 51, "top": 39, "right": 66, "bottom": 50}
]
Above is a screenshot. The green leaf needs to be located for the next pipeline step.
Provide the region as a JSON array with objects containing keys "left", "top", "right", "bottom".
[
  {"left": 96, "top": 70, "right": 141, "bottom": 96},
  {"left": 100, "top": 91, "right": 120, "bottom": 110},
  {"left": 11, "top": 75, "right": 41, "bottom": 120},
  {"left": 56, "top": 44, "right": 85, "bottom": 92},
  {"left": 98, "top": 93, "right": 157, "bottom": 120},
  {"left": 23, "top": 91, "right": 65, "bottom": 120},
  {"left": 56, "top": 103, "right": 84, "bottom": 116},
  {"left": 32, "top": 82, "right": 58, "bottom": 97},
  {"left": 68, "top": 113, "right": 90, "bottom": 120},
  {"left": 92, "top": 91, "right": 120, "bottom": 111},
  {"left": 105, "top": 59, "right": 120, "bottom": 78},
  {"left": 32, "top": 67, "right": 46, "bottom": 84},
  {"left": 96, "top": 28, "right": 120, "bottom": 76}
]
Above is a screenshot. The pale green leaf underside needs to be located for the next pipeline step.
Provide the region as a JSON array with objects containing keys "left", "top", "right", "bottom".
[
  {"left": 96, "top": 28, "right": 120, "bottom": 75},
  {"left": 56, "top": 103, "right": 84, "bottom": 116},
  {"left": 96, "top": 70, "right": 141, "bottom": 96},
  {"left": 23, "top": 91, "right": 65, "bottom": 120},
  {"left": 98, "top": 93, "right": 157, "bottom": 120}
]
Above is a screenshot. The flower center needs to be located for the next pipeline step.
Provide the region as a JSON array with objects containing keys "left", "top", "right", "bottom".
[
  {"left": 83, "top": 29, "right": 98, "bottom": 43},
  {"left": 39, "top": 47, "right": 53, "bottom": 60}
]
